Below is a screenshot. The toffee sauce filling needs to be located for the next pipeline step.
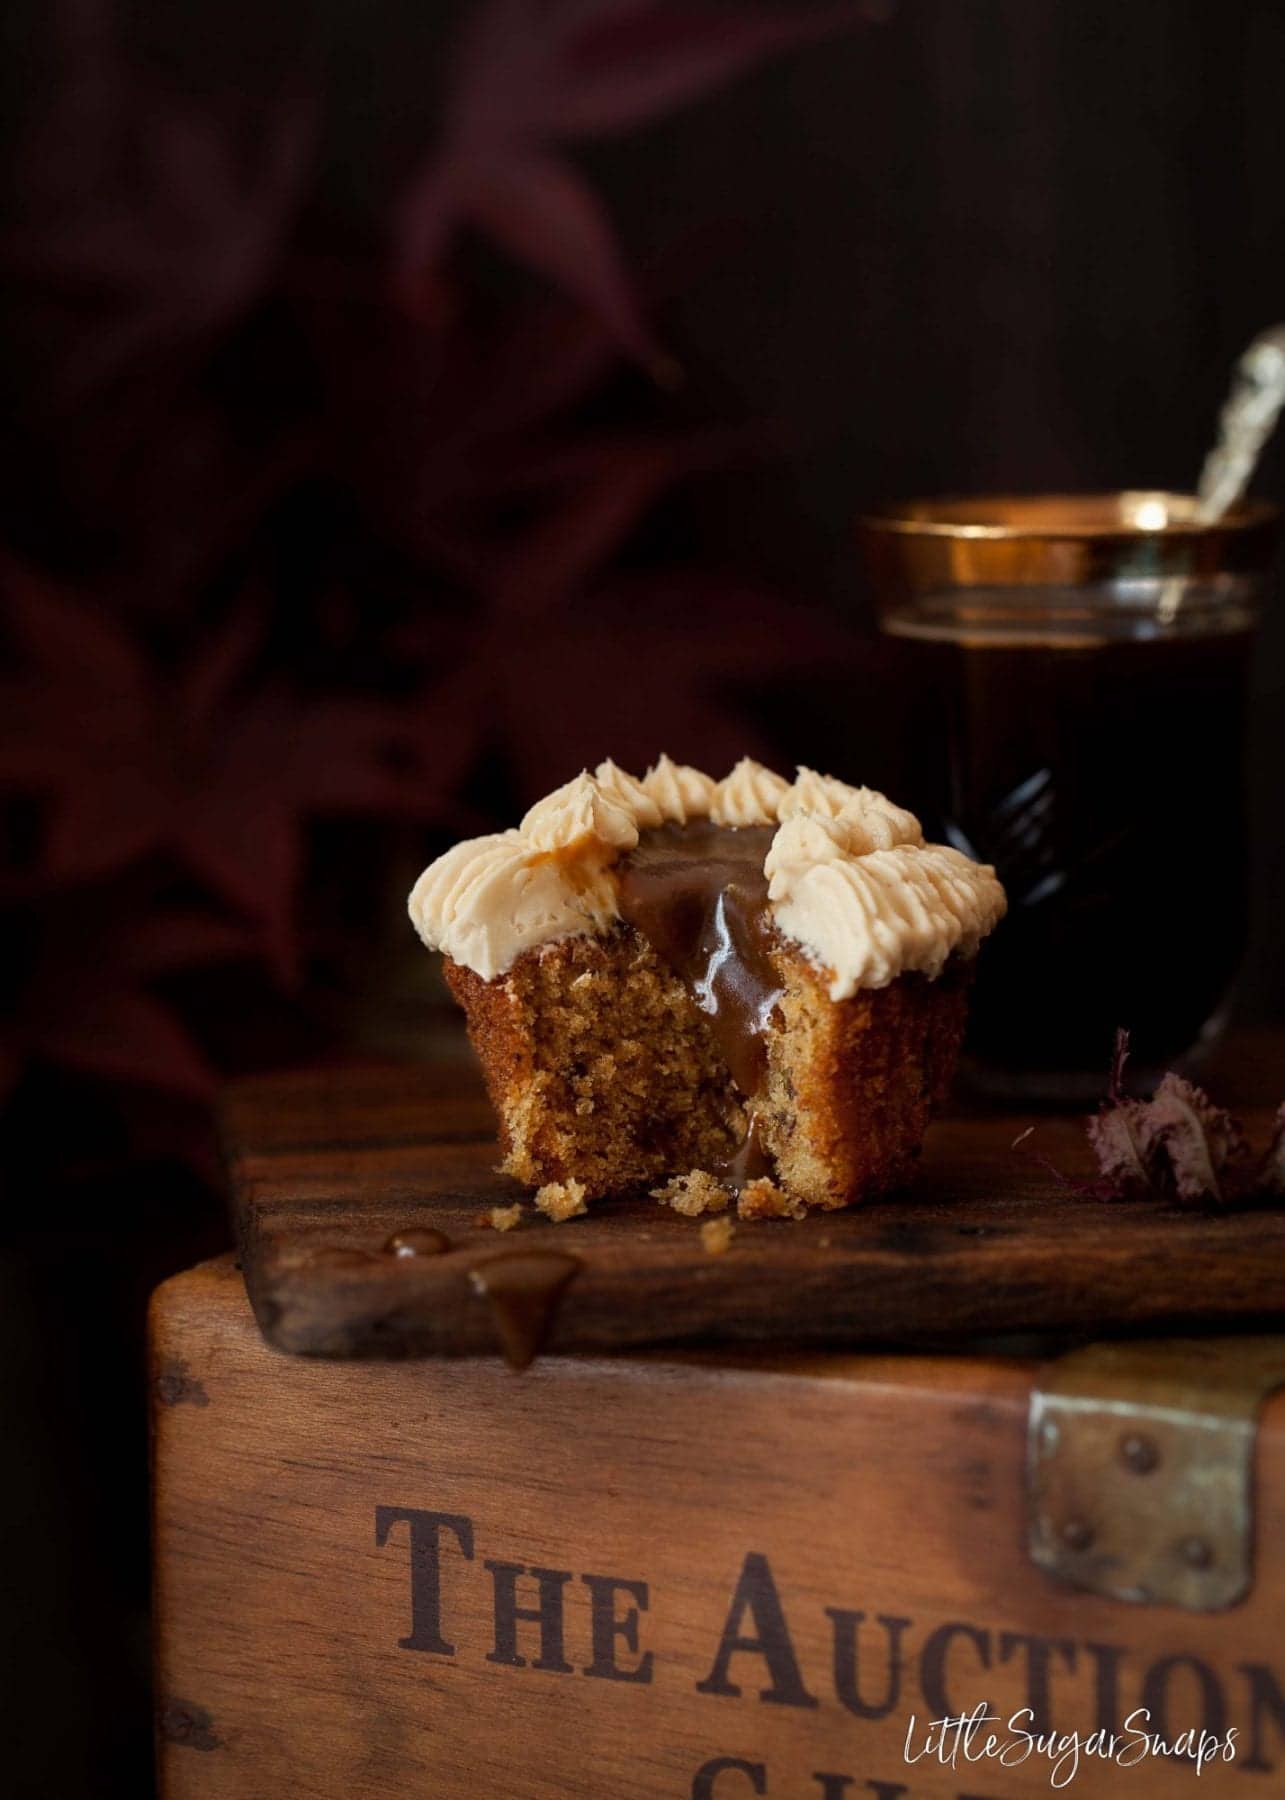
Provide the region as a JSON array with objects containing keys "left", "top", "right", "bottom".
[{"left": 615, "top": 821, "right": 783, "bottom": 1190}]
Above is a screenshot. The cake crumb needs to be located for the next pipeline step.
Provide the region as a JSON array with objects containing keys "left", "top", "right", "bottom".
[
  {"left": 535, "top": 1179, "right": 588, "bottom": 1223},
  {"left": 737, "top": 1177, "right": 807, "bottom": 1221},
  {"left": 651, "top": 1169, "right": 730, "bottom": 1217},
  {"left": 700, "top": 1216, "right": 736, "bottom": 1256},
  {"left": 480, "top": 1202, "right": 524, "bottom": 1232}
]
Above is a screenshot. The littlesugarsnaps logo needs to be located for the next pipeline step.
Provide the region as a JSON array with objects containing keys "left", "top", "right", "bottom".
[{"left": 903, "top": 1701, "right": 1238, "bottom": 1788}]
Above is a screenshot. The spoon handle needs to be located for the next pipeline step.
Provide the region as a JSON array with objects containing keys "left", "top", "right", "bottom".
[{"left": 1196, "top": 324, "right": 1285, "bottom": 521}]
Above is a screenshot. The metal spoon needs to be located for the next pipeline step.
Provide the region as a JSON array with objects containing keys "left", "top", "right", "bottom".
[{"left": 1196, "top": 323, "right": 1285, "bottom": 520}]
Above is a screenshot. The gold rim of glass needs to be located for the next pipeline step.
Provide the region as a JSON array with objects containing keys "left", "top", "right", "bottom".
[
  {"left": 858, "top": 491, "right": 1279, "bottom": 539},
  {"left": 857, "top": 491, "right": 1280, "bottom": 591}
]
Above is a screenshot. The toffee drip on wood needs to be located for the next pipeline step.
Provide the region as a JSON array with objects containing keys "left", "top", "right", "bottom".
[
  {"left": 384, "top": 1227, "right": 452, "bottom": 1257},
  {"left": 616, "top": 821, "right": 783, "bottom": 1190},
  {"left": 303, "top": 1245, "right": 377, "bottom": 1269},
  {"left": 469, "top": 1251, "right": 581, "bottom": 1369}
]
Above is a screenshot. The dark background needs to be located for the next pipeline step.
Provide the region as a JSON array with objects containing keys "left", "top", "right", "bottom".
[{"left": 2, "top": 2, "right": 1284, "bottom": 1793}]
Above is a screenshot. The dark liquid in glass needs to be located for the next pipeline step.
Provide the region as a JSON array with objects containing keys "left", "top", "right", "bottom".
[{"left": 884, "top": 583, "right": 1254, "bottom": 1089}]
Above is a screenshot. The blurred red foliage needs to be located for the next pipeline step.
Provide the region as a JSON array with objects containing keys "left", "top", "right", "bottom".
[
  {"left": 396, "top": 0, "right": 871, "bottom": 361},
  {"left": 0, "top": 0, "right": 874, "bottom": 1182}
]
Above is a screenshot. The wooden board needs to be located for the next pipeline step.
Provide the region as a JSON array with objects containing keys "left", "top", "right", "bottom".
[
  {"left": 224, "top": 1060, "right": 1285, "bottom": 1361},
  {"left": 152, "top": 1255, "right": 1285, "bottom": 1799}
]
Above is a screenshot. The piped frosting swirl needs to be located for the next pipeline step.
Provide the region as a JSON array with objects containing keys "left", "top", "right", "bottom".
[
  {"left": 639, "top": 754, "right": 717, "bottom": 824},
  {"left": 409, "top": 758, "right": 1005, "bottom": 997},
  {"left": 520, "top": 771, "right": 640, "bottom": 854},
  {"left": 710, "top": 757, "right": 792, "bottom": 827}
]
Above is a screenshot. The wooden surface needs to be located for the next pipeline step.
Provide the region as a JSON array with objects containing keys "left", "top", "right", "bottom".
[
  {"left": 152, "top": 1256, "right": 1285, "bottom": 1799},
  {"left": 224, "top": 1060, "right": 1285, "bottom": 1361}
]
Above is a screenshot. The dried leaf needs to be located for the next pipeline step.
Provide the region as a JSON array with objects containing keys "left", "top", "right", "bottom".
[
  {"left": 1136, "top": 1074, "right": 1252, "bottom": 1208},
  {"left": 1084, "top": 1034, "right": 1267, "bottom": 1209},
  {"left": 1259, "top": 1106, "right": 1285, "bottom": 1198},
  {"left": 1085, "top": 1103, "right": 1154, "bottom": 1200}
]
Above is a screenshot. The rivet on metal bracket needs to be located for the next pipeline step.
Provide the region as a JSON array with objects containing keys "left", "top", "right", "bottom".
[{"left": 1028, "top": 1337, "right": 1285, "bottom": 1611}]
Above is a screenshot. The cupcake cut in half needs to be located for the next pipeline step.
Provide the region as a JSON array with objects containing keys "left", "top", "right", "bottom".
[{"left": 409, "top": 758, "right": 1006, "bottom": 1217}]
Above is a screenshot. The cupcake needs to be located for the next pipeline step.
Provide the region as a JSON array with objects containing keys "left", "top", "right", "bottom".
[{"left": 408, "top": 758, "right": 1005, "bottom": 1216}]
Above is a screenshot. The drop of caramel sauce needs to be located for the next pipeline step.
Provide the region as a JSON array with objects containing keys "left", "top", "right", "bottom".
[
  {"left": 384, "top": 1227, "right": 452, "bottom": 1258},
  {"left": 719, "top": 1109, "right": 773, "bottom": 1191},
  {"left": 469, "top": 1250, "right": 581, "bottom": 1370}
]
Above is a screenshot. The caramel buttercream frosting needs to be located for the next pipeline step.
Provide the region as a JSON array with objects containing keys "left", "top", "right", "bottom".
[
  {"left": 638, "top": 753, "right": 718, "bottom": 824},
  {"left": 408, "top": 759, "right": 1005, "bottom": 998}
]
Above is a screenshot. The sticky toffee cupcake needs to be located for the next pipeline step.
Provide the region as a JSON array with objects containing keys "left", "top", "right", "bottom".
[{"left": 409, "top": 758, "right": 1005, "bottom": 1215}]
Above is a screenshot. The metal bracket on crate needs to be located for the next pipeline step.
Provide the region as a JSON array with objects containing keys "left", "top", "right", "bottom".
[{"left": 1028, "top": 1337, "right": 1285, "bottom": 1611}]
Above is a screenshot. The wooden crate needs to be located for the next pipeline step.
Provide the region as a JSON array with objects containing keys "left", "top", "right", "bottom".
[{"left": 152, "top": 1253, "right": 1285, "bottom": 1799}]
